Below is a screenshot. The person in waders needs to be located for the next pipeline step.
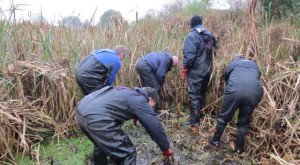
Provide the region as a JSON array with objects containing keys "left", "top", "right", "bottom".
[
  {"left": 209, "top": 54, "right": 263, "bottom": 153},
  {"left": 75, "top": 86, "right": 174, "bottom": 165},
  {"left": 136, "top": 52, "right": 178, "bottom": 94},
  {"left": 180, "top": 15, "right": 217, "bottom": 127},
  {"left": 75, "top": 45, "right": 127, "bottom": 95}
]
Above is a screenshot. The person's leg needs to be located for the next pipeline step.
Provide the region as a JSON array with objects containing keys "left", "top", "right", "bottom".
[
  {"left": 189, "top": 97, "right": 202, "bottom": 126},
  {"left": 209, "top": 119, "right": 227, "bottom": 149},
  {"left": 136, "top": 59, "right": 161, "bottom": 114},
  {"left": 209, "top": 89, "right": 241, "bottom": 149},
  {"left": 136, "top": 59, "right": 161, "bottom": 93},
  {"left": 187, "top": 70, "right": 204, "bottom": 126},
  {"left": 85, "top": 120, "right": 137, "bottom": 165},
  {"left": 199, "top": 72, "right": 211, "bottom": 116},
  {"left": 93, "top": 145, "right": 108, "bottom": 165},
  {"left": 235, "top": 125, "right": 249, "bottom": 154},
  {"left": 75, "top": 111, "right": 107, "bottom": 165},
  {"left": 235, "top": 92, "right": 261, "bottom": 153}
]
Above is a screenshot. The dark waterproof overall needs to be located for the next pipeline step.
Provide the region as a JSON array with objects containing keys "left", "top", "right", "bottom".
[
  {"left": 136, "top": 52, "right": 173, "bottom": 94},
  {"left": 75, "top": 49, "right": 121, "bottom": 95},
  {"left": 75, "top": 86, "right": 170, "bottom": 165},
  {"left": 183, "top": 28, "right": 217, "bottom": 126},
  {"left": 214, "top": 57, "right": 263, "bottom": 151}
]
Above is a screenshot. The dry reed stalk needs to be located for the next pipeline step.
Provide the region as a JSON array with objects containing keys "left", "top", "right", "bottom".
[
  {"left": 272, "top": 0, "right": 279, "bottom": 19},
  {"left": 0, "top": 61, "right": 77, "bottom": 162}
]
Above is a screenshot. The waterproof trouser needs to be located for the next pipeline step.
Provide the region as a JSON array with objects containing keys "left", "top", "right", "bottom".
[
  {"left": 216, "top": 84, "right": 263, "bottom": 151},
  {"left": 217, "top": 85, "right": 262, "bottom": 128},
  {"left": 136, "top": 58, "right": 161, "bottom": 94},
  {"left": 75, "top": 111, "right": 137, "bottom": 165},
  {"left": 76, "top": 54, "right": 107, "bottom": 95},
  {"left": 187, "top": 68, "right": 211, "bottom": 126}
]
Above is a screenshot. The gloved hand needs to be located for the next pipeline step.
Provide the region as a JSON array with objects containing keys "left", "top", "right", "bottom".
[
  {"left": 163, "top": 148, "right": 174, "bottom": 159},
  {"left": 133, "top": 118, "right": 138, "bottom": 126},
  {"left": 180, "top": 67, "right": 188, "bottom": 81}
]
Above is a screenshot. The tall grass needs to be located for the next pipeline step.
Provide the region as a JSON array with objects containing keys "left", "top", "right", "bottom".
[{"left": 0, "top": 0, "right": 299, "bottom": 164}]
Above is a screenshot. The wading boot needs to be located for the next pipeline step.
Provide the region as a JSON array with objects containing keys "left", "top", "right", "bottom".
[
  {"left": 189, "top": 109, "right": 203, "bottom": 127},
  {"left": 93, "top": 146, "right": 107, "bottom": 165},
  {"left": 235, "top": 127, "right": 248, "bottom": 154},
  {"left": 208, "top": 122, "right": 226, "bottom": 150}
]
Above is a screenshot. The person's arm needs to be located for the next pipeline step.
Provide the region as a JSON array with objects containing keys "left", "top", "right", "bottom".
[
  {"left": 127, "top": 95, "right": 170, "bottom": 151},
  {"left": 106, "top": 60, "right": 121, "bottom": 86},
  {"left": 155, "top": 56, "right": 168, "bottom": 84}
]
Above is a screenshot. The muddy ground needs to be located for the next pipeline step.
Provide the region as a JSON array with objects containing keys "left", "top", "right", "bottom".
[
  {"left": 14, "top": 111, "right": 252, "bottom": 165},
  {"left": 128, "top": 112, "right": 251, "bottom": 165}
]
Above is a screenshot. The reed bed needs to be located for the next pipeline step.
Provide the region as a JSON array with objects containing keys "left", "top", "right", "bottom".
[{"left": 0, "top": 0, "right": 299, "bottom": 164}]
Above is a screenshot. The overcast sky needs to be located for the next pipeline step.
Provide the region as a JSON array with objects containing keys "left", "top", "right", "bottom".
[{"left": 0, "top": 0, "right": 230, "bottom": 23}]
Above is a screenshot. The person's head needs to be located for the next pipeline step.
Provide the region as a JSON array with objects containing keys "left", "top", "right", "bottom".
[
  {"left": 172, "top": 56, "right": 178, "bottom": 67},
  {"left": 143, "top": 87, "right": 159, "bottom": 108},
  {"left": 232, "top": 54, "right": 246, "bottom": 61},
  {"left": 114, "top": 45, "right": 127, "bottom": 60},
  {"left": 190, "top": 15, "right": 202, "bottom": 28}
]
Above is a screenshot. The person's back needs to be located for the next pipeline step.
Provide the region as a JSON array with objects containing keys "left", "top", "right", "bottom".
[
  {"left": 76, "top": 86, "right": 156, "bottom": 123},
  {"left": 226, "top": 57, "right": 262, "bottom": 94},
  {"left": 183, "top": 28, "right": 216, "bottom": 74},
  {"left": 143, "top": 52, "right": 173, "bottom": 75},
  {"left": 75, "top": 86, "right": 173, "bottom": 164},
  {"left": 76, "top": 86, "right": 132, "bottom": 122},
  {"left": 209, "top": 55, "right": 263, "bottom": 154},
  {"left": 75, "top": 46, "right": 127, "bottom": 95},
  {"left": 136, "top": 52, "right": 177, "bottom": 95},
  {"left": 180, "top": 15, "right": 217, "bottom": 127}
]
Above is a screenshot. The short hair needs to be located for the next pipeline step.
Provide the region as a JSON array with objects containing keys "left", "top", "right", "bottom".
[
  {"left": 143, "top": 87, "right": 159, "bottom": 103},
  {"left": 232, "top": 54, "right": 245, "bottom": 61},
  {"left": 114, "top": 45, "right": 127, "bottom": 56}
]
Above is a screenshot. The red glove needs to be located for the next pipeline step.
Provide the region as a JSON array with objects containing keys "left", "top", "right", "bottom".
[
  {"left": 180, "top": 67, "right": 188, "bottom": 81},
  {"left": 163, "top": 148, "right": 174, "bottom": 159}
]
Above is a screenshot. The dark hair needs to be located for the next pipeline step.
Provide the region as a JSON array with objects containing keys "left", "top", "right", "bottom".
[
  {"left": 190, "top": 15, "right": 202, "bottom": 28},
  {"left": 143, "top": 87, "right": 159, "bottom": 103}
]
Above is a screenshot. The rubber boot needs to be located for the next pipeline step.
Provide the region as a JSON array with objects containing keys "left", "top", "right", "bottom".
[
  {"left": 93, "top": 145, "right": 107, "bottom": 165},
  {"left": 189, "top": 98, "right": 203, "bottom": 127},
  {"left": 209, "top": 122, "right": 226, "bottom": 150},
  {"left": 190, "top": 109, "right": 203, "bottom": 127},
  {"left": 235, "top": 127, "right": 248, "bottom": 154}
]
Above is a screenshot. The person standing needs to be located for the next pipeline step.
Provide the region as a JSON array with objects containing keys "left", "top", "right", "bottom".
[
  {"left": 209, "top": 54, "right": 263, "bottom": 153},
  {"left": 75, "top": 86, "right": 174, "bottom": 164},
  {"left": 136, "top": 52, "right": 178, "bottom": 94},
  {"left": 180, "top": 15, "right": 217, "bottom": 127},
  {"left": 75, "top": 45, "right": 127, "bottom": 95}
]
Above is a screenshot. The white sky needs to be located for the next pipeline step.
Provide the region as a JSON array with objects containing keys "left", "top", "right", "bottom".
[{"left": 0, "top": 0, "right": 229, "bottom": 23}]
